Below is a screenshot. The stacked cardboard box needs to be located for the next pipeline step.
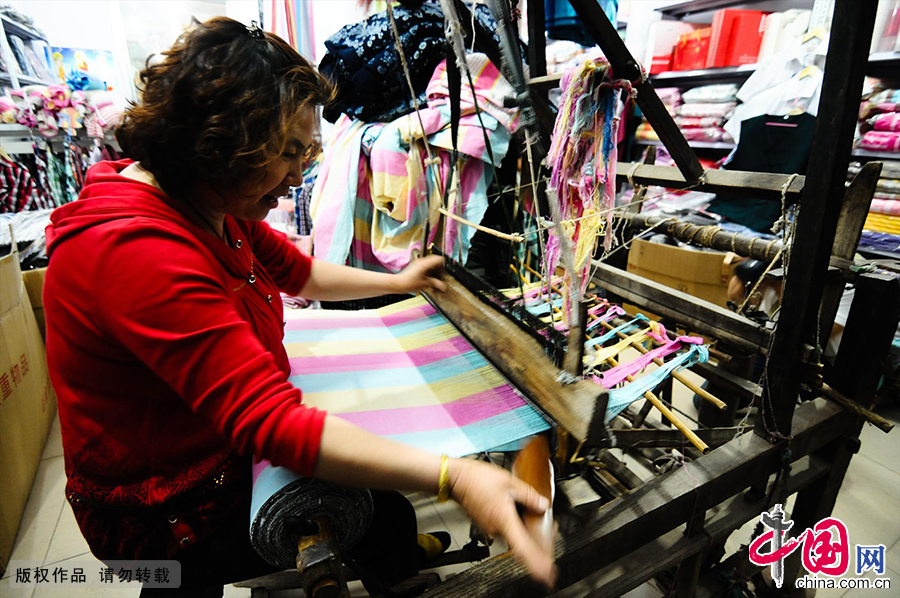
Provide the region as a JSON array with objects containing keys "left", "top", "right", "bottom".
[{"left": 0, "top": 250, "right": 57, "bottom": 575}]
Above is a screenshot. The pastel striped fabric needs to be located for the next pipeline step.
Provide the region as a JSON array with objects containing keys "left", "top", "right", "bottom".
[{"left": 283, "top": 297, "right": 550, "bottom": 457}]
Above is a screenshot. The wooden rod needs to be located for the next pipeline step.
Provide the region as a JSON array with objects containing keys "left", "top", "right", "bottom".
[
  {"left": 438, "top": 208, "right": 525, "bottom": 243},
  {"left": 605, "top": 354, "right": 710, "bottom": 454},
  {"left": 814, "top": 379, "right": 894, "bottom": 434},
  {"left": 599, "top": 319, "right": 727, "bottom": 410}
]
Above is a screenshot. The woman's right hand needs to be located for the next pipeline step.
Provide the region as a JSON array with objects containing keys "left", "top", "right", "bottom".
[{"left": 447, "top": 458, "right": 558, "bottom": 589}]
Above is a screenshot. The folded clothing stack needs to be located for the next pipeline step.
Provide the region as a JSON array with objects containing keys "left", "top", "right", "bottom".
[
  {"left": 675, "top": 84, "right": 737, "bottom": 143},
  {"left": 847, "top": 160, "right": 900, "bottom": 235},
  {"left": 635, "top": 85, "right": 737, "bottom": 144},
  {"left": 857, "top": 85, "right": 900, "bottom": 153}
]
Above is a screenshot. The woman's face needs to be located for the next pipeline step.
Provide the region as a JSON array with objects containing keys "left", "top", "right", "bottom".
[{"left": 209, "top": 109, "right": 318, "bottom": 221}]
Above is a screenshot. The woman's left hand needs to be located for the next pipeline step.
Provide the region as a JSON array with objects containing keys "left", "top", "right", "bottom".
[{"left": 395, "top": 255, "right": 447, "bottom": 293}]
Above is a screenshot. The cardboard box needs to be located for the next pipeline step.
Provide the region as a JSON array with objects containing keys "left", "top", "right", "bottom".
[
  {"left": 21, "top": 268, "right": 47, "bottom": 342},
  {"left": 706, "top": 9, "right": 767, "bottom": 68},
  {"left": 626, "top": 239, "right": 736, "bottom": 308},
  {"left": 673, "top": 28, "right": 712, "bottom": 71},
  {"left": 0, "top": 249, "right": 57, "bottom": 576},
  {"left": 644, "top": 21, "right": 703, "bottom": 74}
]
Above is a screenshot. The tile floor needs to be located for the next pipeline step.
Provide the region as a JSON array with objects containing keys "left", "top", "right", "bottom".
[{"left": 2, "top": 395, "right": 898, "bottom": 597}]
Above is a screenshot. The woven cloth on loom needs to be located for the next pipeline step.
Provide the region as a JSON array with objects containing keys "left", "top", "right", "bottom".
[{"left": 283, "top": 296, "right": 551, "bottom": 456}]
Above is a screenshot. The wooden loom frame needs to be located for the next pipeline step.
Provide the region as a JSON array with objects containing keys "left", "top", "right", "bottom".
[{"left": 415, "top": 0, "right": 899, "bottom": 596}]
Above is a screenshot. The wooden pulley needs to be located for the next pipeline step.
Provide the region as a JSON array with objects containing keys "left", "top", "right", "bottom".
[{"left": 511, "top": 435, "right": 555, "bottom": 554}]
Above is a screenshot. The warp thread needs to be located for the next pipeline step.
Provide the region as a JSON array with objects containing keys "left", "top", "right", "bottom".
[
  {"left": 596, "top": 334, "right": 704, "bottom": 388},
  {"left": 584, "top": 314, "right": 648, "bottom": 349},
  {"left": 604, "top": 345, "right": 709, "bottom": 422}
]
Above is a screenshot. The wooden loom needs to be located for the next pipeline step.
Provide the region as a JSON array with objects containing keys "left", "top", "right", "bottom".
[
  {"left": 413, "top": 0, "right": 899, "bottom": 596},
  {"left": 240, "top": 1, "right": 899, "bottom": 596}
]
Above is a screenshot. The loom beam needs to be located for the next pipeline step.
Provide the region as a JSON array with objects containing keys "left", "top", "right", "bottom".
[{"left": 294, "top": 517, "right": 349, "bottom": 598}]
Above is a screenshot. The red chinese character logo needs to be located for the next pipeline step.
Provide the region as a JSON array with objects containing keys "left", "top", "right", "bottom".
[
  {"left": 802, "top": 518, "right": 850, "bottom": 575},
  {"left": 750, "top": 509, "right": 850, "bottom": 580},
  {"left": 9, "top": 363, "right": 21, "bottom": 385},
  {"left": 20, "top": 353, "right": 28, "bottom": 376}
]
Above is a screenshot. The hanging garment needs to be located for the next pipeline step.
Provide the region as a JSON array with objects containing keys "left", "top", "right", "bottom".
[
  {"left": 311, "top": 56, "right": 515, "bottom": 273},
  {"left": 45, "top": 150, "right": 71, "bottom": 206},
  {"left": 29, "top": 147, "right": 54, "bottom": 209},
  {"left": 723, "top": 36, "right": 827, "bottom": 143},
  {"left": 0, "top": 154, "right": 40, "bottom": 213},
  {"left": 426, "top": 53, "right": 523, "bottom": 134},
  {"left": 309, "top": 116, "right": 369, "bottom": 265},
  {"left": 707, "top": 113, "right": 816, "bottom": 233},
  {"left": 318, "top": 3, "right": 499, "bottom": 124}
]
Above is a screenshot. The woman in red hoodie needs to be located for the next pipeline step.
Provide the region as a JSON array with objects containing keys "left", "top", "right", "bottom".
[{"left": 43, "top": 16, "right": 554, "bottom": 597}]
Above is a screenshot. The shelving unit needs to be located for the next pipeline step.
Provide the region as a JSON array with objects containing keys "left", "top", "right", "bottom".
[
  {"left": 649, "top": 63, "right": 757, "bottom": 87},
  {"left": 0, "top": 14, "right": 45, "bottom": 41},
  {"left": 0, "top": 12, "right": 53, "bottom": 89},
  {"left": 851, "top": 149, "right": 900, "bottom": 161},
  {"left": 655, "top": 0, "right": 770, "bottom": 18}
]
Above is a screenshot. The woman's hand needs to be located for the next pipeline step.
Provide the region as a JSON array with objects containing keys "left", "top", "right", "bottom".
[
  {"left": 394, "top": 255, "right": 447, "bottom": 293},
  {"left": 448, "top": 458, "right": 558, "bottom": 589}
]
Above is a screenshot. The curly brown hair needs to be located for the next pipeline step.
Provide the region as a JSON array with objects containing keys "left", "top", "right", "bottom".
[{"left": 117, "top": 17, "right": 333, "bottom": 196}]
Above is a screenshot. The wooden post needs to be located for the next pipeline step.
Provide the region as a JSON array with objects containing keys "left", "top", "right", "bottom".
[
  {"left": 566, "top": 0, "right": 704, "bottom": 182},
  {"left": 698, "top": 354, "right": 755, "bottom": 428},
  {"left": 563, "top": 301, "right": 589, "bottom": 376},
  {"left": 526, "top": 0, "right": 547, "bottom": 106},
  {"left": 453, "top": 0, "right": 556, "bottom": 136},
  {"left": 755, "top": 0, "right": 878, "bottom": 441},
  {"left": 784, "top": 272, "right": 900, "bottom": 586}
]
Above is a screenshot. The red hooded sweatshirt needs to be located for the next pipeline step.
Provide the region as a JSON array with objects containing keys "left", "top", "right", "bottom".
[{"left": 44, "top": 160, "right": 326, "bottom": 559}]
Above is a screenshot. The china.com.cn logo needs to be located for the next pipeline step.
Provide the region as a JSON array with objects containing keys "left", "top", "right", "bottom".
[{"left": 748, "top": 504, "right": 886, "bottom": 588}]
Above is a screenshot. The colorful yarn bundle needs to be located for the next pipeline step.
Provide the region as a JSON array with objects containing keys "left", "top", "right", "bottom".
[{"left": 545, "top": 57, "right": 631, "bottom": 307}]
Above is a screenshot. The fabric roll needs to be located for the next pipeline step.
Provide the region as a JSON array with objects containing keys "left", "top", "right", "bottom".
[{"left": 250, "top": 460, "right": 374, "bottom": 568}]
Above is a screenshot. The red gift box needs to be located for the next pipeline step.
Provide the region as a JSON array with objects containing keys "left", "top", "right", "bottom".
[
  {"left": 705, "top": 9, "right": 767, "bottom": 68},
  {"left": 673, "top": 28, "right": 712, "bottom": 71},
  {"left": 644, "top": 21, "right": 703, "bottom": 74}
]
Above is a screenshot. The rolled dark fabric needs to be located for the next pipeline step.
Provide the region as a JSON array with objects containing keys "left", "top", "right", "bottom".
[{"left": 250, "top": 461, "right": 374, "bottom": 568}]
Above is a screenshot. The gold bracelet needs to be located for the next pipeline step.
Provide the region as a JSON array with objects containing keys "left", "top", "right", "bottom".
[{"left": 437, "top": 455, "right": 451, "bottom": 502}]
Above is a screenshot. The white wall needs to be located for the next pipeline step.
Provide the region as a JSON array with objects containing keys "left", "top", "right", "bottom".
[{"left": 309, "top": 0, "right": 369, "bottom": 64}]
